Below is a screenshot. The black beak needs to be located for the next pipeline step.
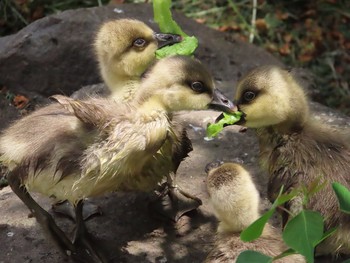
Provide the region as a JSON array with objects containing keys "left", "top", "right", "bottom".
[
  {"left": 205, "top": 160, "right": 224, "bottom": 174},
  {"left": 154, "top": 33, "right": 182, "bottom": 48},
  {"left": 209, "top": 89, "right": 237, "bottom": 113}
]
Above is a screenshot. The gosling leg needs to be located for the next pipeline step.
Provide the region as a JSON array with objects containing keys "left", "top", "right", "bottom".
[
  {"left": 6, "top": 168, "right": 75, "bottom": 257},
  {"left": 52, "top": 199, "right": 102, "bottom": 222},
  {"left": 72, "top": 200, "right": 109, "bottom": 263},
  {"left": 150, "top": 172, "right": 202, "bottom": 222}
]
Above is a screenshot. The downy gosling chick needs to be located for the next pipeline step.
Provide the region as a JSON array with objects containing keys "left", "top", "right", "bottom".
[
  {"left": 205, "top": 162, "right": 305, "bottom": 263},
  {"left": 233, "top": 65, "right": 350, "bottom": 256},
  {"left": 90, "top": 18, "right": 181, "bottom": 100},
  {"left": 70, "top": 19, "right": 193, "bottom": 221},
  {"left": 91, "top": 18, "right": 201, "bottom": 221},
  {"left": 0, "top": 56, "right": 235, "bottom": 262}
]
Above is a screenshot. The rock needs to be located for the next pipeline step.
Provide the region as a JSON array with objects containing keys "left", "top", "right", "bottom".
[{"left": 0, "top": 3, "right": 281, "bottom": 98}]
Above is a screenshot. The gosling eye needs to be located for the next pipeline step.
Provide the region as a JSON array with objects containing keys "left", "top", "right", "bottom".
[
  {"left": 243, "top": 91, "right": 256, "bottom": 102},
  {"left": 191, "top": 81, "right": 205, "bottom": 93},
  {"left": 133, "top": 38, "right": 147, "bottom": 48}
]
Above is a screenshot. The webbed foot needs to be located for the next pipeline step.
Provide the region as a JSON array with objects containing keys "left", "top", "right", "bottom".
[
  {"left": 71, "top": 201, "right": 110, "bottom": 263},
  {"left": 149, "top": 181, "right": 202, "bottom": 222},
  {"left": 52, "top": 199, "right": 102, "bottom": 221}
]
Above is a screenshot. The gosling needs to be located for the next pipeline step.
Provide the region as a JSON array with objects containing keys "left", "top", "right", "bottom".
[
  {"left": 205, "top": 162, "right": 305, "bottom": 263},
  {"left": 88, "top": 18, "right": 201, "bottom": 220},
  {"left": 0, "top": 55, "right": 235, "bottom": 262},
  {"left": 233, "top": 65, "right": 350, "bottom": 256},
  {"left": 93, "top": 19, "right": 181, "bottom": 101}
]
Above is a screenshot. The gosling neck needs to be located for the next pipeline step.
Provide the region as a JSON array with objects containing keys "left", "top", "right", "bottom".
[
  {"left": 136, "top": 95, "right": 168, "bottom": 116},
  {"left": 272, "top": 118, "right": 306, "bottom": 135},
  {"left": 272, "top": 104, "right": 310, "bottom": 135},
  {"left": 101, "top": 68, "right": 140, "bottom": 102}
]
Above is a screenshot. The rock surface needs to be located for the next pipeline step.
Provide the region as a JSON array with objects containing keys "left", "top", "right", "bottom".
[
  {"left": 0, "top": 4, "right": 349, "bottom": 263},
  {"left": 0, "top": 4, "right": 281, "bottom": 98}
]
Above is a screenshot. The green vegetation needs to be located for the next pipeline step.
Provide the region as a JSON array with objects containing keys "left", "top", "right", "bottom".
[
  {"left": 153, "top": 0, "right": 198, "bottom": 58},
  {"left": 0, "top": 0, "right": 109, "bottom": 36},
  {"left": 206, "top": 111, "right": 242, "bottom": 138},
  {"left": 1, "top": 0, "right": 349, "bottom": 114},
  {"left": 171, "top": 0, "right": 350, "bottom": 115},
  {"left": 237, "top": 182, "right": 350, "bottom": 263}
]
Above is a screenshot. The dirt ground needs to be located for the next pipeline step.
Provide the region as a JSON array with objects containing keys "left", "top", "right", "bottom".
[
  {"left": 0, "top": 107, "right": 258, "bottom": 263},
  {"left": 1, "top": 106, "right": 349, "bottom": 263}
]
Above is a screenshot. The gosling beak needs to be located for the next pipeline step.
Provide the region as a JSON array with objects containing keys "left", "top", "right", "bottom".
[
  {"left": 209, "top": 89, "right": 237, "bottom": 113},
  {"left": 154, "top": 33, "right": 182, "bottom": 48}
]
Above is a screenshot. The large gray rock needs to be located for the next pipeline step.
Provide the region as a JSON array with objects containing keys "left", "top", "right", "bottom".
[{"left": 0, "top": 4, "right": 281, "bottom": 98}]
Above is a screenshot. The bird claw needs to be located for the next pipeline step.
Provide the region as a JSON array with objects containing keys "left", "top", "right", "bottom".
[
  {"left": 149, "top": 182, "right": 202, "bottom": 222},
  {"left": 52, "top": 199, "right": 102, "bottom": 221}
]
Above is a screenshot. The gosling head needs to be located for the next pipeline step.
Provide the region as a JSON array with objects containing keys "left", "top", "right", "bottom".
[
  {"left": 95, "top": 19, "right": 181, "bottom": 88},
  {"left": 206, "top": 162, "right": 260, "bottom": 233},
  {"left": 234, "top": 65, "right": 309, "bottom": 129},
  {"left": 137, "top": 55, "right": 236, "bottom": 113}
]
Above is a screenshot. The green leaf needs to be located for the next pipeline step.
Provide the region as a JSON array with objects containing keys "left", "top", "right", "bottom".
[
  {"left": 272, "top": 248, "right": 298, "bottom": 261},
  {"left": 153, "top": 0, "right": 186, "bottom": 36},
  {"left": 155, "top": 36, "right": 198, "bottom": 58},
  {"left": 206, "top": 112, "right": 242, "bottom": 138},
  {"left": 236, "top": 250, "right": 272, "bottom": 263},
  {"left": 241, "top": 186, "right": 298, "bottom": 242},
  {"left": 240, "top": 209, "right": 275, "bottom": 242},
  {"left": 273, "top": 189, "right": 299, "bottom": 207},
  {"left": 153, "top": 0, "right": 198, "bottom": 57},
  {"left": 282, "top": 210, "right": 324, "bottom": 263},
  {"left": 314, "top": 227, "right": 337, "bottom": 246},
  {"left": 332, "top": 182, "right": 350, "bottom": 214}
]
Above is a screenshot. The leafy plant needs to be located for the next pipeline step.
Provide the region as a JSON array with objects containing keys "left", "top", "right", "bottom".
[
  {"left": 332, "top": 182, "right": 350, "bottom": 214},
  {"left": 206, "top": 112, "right": 243, "bottom": 138},
  {"left": 237, "top": 250, "right": 273, "bottom": 263},
  {"left": 282, "top": 210, "right": 323, "bottom": 263},
  {"left": 237, "top": 182, "right": 350, "bottom": 263},
  {"left": 153, "top": 0, "right": 198, "bottom": 58}
]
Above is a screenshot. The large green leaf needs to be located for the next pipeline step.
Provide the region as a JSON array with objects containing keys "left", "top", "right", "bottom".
[
  {"left": 236, "top": 250, "right": 272, "bottom": 263},
  {"left": 282, "top": 210, "right": 324, "bottom": 263},
  {"left": 240, "top": 209, "right": 274, "bottom": 242},
  {"left": 332, "top": 182, "right": 350, "bottom": 214},
  {"left": 272, "top": 248, "right": 298, "bottom": 261},
  {"left": 314, "top": 227, "right": 337, "bottom": 246},
  {"left": 240, "top": 187, "right": 298, "bottom": 242}
]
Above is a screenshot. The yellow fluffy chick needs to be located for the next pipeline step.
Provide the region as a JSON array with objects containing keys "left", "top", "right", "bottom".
[
  {"left": 0, "top": 56, "right": 235, "bottom": 262},
  {"left": 91, "top": 19, "right": 203, "bottom": 221},
  {"left": 205, "top": 162, "right": 305, "bottom": 263},
  {"left": 94, "top": 18, "right": 181, "bottom": 100},
  {"left": 233, "top": 65, "right": 350, "bottom": 256}
]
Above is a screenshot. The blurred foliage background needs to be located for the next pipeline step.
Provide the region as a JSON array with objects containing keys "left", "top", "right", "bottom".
[{"left": 1, "top": 0, "right": 349, "bottom": 114}]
